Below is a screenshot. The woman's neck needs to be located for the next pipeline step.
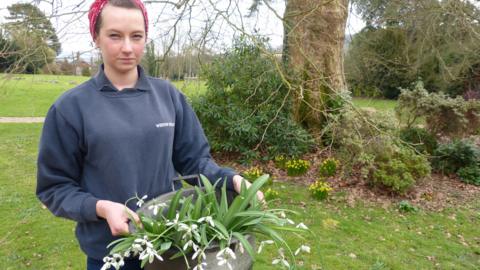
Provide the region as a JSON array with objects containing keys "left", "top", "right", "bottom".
[{"left": 104, "top": 65, "right": 138, "bottom": 91}]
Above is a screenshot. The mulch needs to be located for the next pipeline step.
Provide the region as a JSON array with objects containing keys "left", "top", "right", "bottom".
[{"left": 213, "top": 147, "right": 480, "bottom": 212}]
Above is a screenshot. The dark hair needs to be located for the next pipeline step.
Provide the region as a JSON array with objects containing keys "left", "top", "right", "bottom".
[{"left": 94, "top": 0, "right": 143, "bottom": 37}]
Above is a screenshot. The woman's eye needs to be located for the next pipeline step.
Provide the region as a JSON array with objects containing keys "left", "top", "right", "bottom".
[
  {"left": 133, "top": 35, "right": 144, "bottom": 39},
  {"left": 109, "top": 34, "right": 120, "bottom": 39}
]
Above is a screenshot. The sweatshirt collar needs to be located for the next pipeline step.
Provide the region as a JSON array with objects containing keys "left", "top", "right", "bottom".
[{"left": 93, "top": 64, "right": 152, "bottom": 92}]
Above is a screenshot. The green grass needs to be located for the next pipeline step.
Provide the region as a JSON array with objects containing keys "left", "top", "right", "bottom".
[
  {"left": 0, "top": 74, "right": 206, "bottom": 117},
  {"left": 352, "top": 98, "right": 397, "bottom": 113},
  {"left": 1, "top": 124, "right": 478, "bottom": 269}
]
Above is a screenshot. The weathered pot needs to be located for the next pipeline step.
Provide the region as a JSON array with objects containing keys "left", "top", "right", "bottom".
[{"left": 135, "top": 183, "right": 255, "bottom": 270}]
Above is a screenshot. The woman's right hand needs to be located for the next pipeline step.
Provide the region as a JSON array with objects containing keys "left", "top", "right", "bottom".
[{"left": 96, "top": 200, "right": 140, "bottom": 236}]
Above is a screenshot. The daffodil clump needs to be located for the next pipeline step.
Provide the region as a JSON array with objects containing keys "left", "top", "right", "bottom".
[
  {"left": 242, "top": 166, "right": 263, "bottom": 180},
  {"left": 274, "top": 155, "right": 287, "bottom": 169},
  {"left": 318, "top": 158, "right": 340, "bottom": 177},
  {"left": 264, "top": 188, "right": 280, "bottom": 201},
  {"left": 309, "top": 180, "right": 333, "bottom": 200},
  {"left": 101, "top": 175, "right": 311, "bottom": 270},
  {"left": 286, "top": 159, "right": 311, "bottom": 176}
]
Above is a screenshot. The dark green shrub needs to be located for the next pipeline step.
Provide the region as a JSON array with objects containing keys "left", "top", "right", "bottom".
[
  {"left": 399, "top": 127, "right": 438, "bottom": 155},
  {"left": 398, "top": 201, "right": 418, "bottom": 213},
  {"left": 432, "top": 140, "right": 480, "bottom": 174},
  {"left": 371, "top": 146, "right": 431, "bottom": 194},
  {"left": 457, "top": 165, "right": 480, "bottom": 186},
  {"left": 193, "top": 37, "right": 313, "bottom": 160}
]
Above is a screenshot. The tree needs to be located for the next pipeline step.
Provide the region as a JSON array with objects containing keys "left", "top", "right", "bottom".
[
  {"left": 348, "top": 0, "right": 480, "bottom": 97},
  {"left": 251, "top": 0, "right": 350, "bottom": 135},
  {"left": 4, "top": 3, "right": 61, "bottom": 55}
]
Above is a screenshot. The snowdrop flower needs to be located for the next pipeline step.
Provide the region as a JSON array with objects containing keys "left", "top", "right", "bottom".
[
  {"left": 192, "top": 248, "right": 206, "bottom": 260},
  {"left": 279, "top": 211, "right": 286, "bottom": 219},
  {"left": 216, "top": 247, "right": 236, "bottom": 270},
  {"left": 193, "top": 262, "right": 207, "bottom": 270},
  {"left": 272, "top": 258, "right": 290, "bottom": 268},
  {"left": 197, "top": 216, "right": 215, "bottom": 227},
  {"left": 238, "top": 242, "right": 245, "bottom": 254},
  {"left": 296, "top": 222, "right": 309, "bottom": 230},
  {"left": 272, "top": 248, "right": 290, "bottom": 269},
  {"left": 294, "top": 245, "right": 311, "bottom": 256},
  {"left": 166, "top": 213, "right": 180, "bottom": 226},
  {"left": 285, "top": 218, "right": 295, "bottom": 225},
  {"left": 257, "top": 240, "right": 274, "bottom": 254},
  {"left": 101, "top": 254, "right": 124, "bottom": 270},
  {"left": 179, "top": 223, "right": 199, "bottom": 240},
  {"left": 148, "top": 202, "right": 167, "bottom": 215},
  {"left": 136, "top": 195, "right": 148, "bottom": 207},
  {"left": 139, "top": 245, "right": 163, "bottom": 263}
]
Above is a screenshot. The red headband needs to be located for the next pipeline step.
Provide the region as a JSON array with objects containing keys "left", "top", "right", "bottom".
[{"left": 88, "top": 0, "right": 149, "bottom": 40}]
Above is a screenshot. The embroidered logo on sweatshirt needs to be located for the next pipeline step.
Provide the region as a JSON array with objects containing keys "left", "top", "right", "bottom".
[{"left": 156, "top": 122, "right": 175, "bottom": 128}]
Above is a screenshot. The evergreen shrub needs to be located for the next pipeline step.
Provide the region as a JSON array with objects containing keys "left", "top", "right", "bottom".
[
  {"left": 457, "top": 166, "right": 480, "bottom": 186},
  {"left": 399, "top": 127, "right": 438, "bottom": 155},
  {"left": 432, "top": 140, "right": 480, "bottom": 174},
  {"left": 193, "top": 37, "right": 313, "bottom": 160}
]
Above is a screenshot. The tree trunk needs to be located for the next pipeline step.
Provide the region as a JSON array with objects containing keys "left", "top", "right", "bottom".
[{"left": 283, "top": 0, "right": 349, "bottom": 134}]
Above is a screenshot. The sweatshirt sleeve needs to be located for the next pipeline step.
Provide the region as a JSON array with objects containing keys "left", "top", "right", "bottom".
[
  {"left": 171, "top": 92, "right": 237, "bottom": 190},
  {"left": 36, "top": 105, "right": 99, "bottom": 223}
]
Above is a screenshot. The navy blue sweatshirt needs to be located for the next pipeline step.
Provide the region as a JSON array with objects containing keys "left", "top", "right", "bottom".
[{"left": 36, "top": 65, "right": 236, "bottom": 260}]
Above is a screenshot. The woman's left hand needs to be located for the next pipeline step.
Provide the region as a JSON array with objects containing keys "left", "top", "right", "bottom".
[{"left": 232, "top": 175, "right": 265, "bottom": 203}]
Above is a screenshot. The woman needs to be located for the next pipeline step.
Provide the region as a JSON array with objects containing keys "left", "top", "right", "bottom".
[{"left": 36, "top": 1, "right": 262, "bottom": 269}]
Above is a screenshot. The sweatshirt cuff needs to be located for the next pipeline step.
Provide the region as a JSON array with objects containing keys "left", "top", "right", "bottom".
[
  {"left": 225, "top": 173, "right": 236, "bottom": 192},
  {"left": 81, "top": 196, "right": 100, "bottom": 222}
]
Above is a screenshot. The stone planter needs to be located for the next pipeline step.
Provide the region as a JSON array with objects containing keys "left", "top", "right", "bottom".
[{"left": 134, "top": 181, "right": 255, "bottom": 270}]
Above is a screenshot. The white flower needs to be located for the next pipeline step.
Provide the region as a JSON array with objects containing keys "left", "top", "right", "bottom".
[
  {"left": 272, "top": 248, "right": 290, "bottom": 269},
  {"left": 285, "top": 218, "right": 295, "bottom": 225},
  {"left": 296, "top": 222, "right": 309, "bottom": 230},
  {"left": 294, "top": 245, "right": 311, "bottom": 256},
  {"left": 238, "top": 242, "right": 245, "bottom": 254},
  {"left": 279, "top": 211, "right": 286, "bottom": 218},
  {"left": 139, "top": 246, "right": 163, "bottom": 263},
  {"left": 166, "top": 213, "right": 180, "bottom": 226},
  {"left": 136, "top": 195, "right": 148, "bottom": 207},
  {"left": 216, "top": 247, "right": 236, "bottom": 270},
  {"left": 192, "top": 248, "right": 206, "bottom": 260},
  {"left": 148, "top": 202, "right": 167, "bottom": 215},
  {"left": 101, "top": 254, "right": 124, "bottom": 270},
  {"left": 257, "top": 240, "right": 274, "bottom": 254},
  {"left": 198, "top": 216, "right": 215, "bottom": 227},
  {"left": 193, "top": 262, "right": 207, "bottom": 270}
]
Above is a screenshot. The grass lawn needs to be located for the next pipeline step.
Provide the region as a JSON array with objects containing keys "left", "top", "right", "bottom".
[
  {"left": 0, "top": 74, "right": 206, "bottom": 117},
  {"left": 1, "top": 124, "right": 479, "bottom": 269},
  {"left": 351, "top": 98, "right": 397, "bottom": 113}
]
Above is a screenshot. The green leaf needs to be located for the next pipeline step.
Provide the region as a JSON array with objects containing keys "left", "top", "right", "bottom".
[
  {"left": 167, "top": 189, "right": 183, "bottom": 220},
  {"left": 178, "top": 195, "right": 193, "bottom": 220}
]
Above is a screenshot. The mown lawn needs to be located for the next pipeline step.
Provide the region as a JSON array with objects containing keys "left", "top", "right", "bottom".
[
  {"left": 0, "top": 74, "right": 206, "bottom": 117},
  {"left": 1, "top": 124, "right": 479, "bottom": 269}
]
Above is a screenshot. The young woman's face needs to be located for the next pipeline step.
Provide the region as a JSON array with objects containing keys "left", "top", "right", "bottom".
[{"left": 94, "top": 4, "right": 146, "bottom": 74}]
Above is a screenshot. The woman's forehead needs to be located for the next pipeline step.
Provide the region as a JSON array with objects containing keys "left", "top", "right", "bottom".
[{"left": 100, "top": 4, "right": 145, "bottom": 32}]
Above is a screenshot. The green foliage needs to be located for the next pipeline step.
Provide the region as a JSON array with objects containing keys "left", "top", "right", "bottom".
[
  {"left": 330, "top": 107, "right": 430, "bottom": 194},
  {"left": 193, "top": 37, "right": 313, "bottom": 160},
  {"left": 457, "top": 166, "right": 480, "bottom": 186},
  {"left": 396, "top": 82, "right": 480, "bottom": 138},
  {"left": 108, "top": 175, "right": 309, "bottom": 268},
  {"left": 432, "top": 140, "right": 480, "bottom": 174},
  {"left": 350, "top": 0, "right": 480, "bottom": 98},
  {"left": 345, "top": 27, "right": 414, "bottom": 99},
  {"left": 399, "top": 127, "right": 438, "bottom": 155},
  {"left": 285, "top": 158, "right": 311, "bottom": 176},
  {"left": 371, "top": 145, "right": 431, "bottom": 194},
  {"left": 318, "top": 158, "right": 340, "bottom": 177},
  {"left": 397, "top": 201, "right": 418, "bottom": 213},
  {"left": 308, "top": 180, "right": 332, "bottom": 200}
]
